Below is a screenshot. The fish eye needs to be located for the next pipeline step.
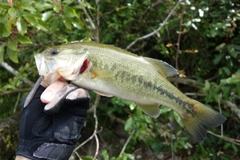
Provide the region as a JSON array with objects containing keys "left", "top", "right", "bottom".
[{"left": 51, "top": 49, "right": 59, "bottom": 55}]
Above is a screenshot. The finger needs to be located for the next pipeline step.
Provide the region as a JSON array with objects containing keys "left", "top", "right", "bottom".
[
  {"left": 44, "top": 84, "right": 78, "bottom": 113},
  {"left": 40, "top": 81, "right": 67, "bottom": 103},
  {"left": 66, "top": 88, "right": 90, "bottom": 100}
]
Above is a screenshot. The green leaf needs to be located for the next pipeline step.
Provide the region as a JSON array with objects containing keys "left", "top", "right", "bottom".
[
  {"left": 222, "top": 67, "right": 231, "bottom": 76},
  {"left": 16, "top": 17, "right": 27, "bottom": 35},
  {"left": 232, "top": 144, "right": 238, "bottom": 152},
  {"left": 72, "top": 18, "right": 83, "bottom": 29},
  {"left": 7, "top": 48, "right": 18, "bottom": 63},
  {"left": 42, "top": 11, "right": 52, "bottom": 22},
  {"left": 15, "top": 35, "right": 32, "bottom": 44},
  {"left": 8, "top": 8, "right": 17, "bottom": 18},
  {"left": 0, "top": 2, "right": 11, "bottom": 9},
  {"left": 64, "top": 7, "right": 77, "bottom": 17},
  {"left": 159, "top": 106, "right": 172, "bottom": 114},
  {"left": 124, "top": 117, "right": 133, "bottom": 131},
  {"left": 21, "top": 6, "right": 36, "bottom": 12},
  {"left": 101, "top": 150, "right": 109, "bottom": 160},
  {"left": 232, "top": 44, "right": 240, "bottom": 51},
  {"left": 34, "top": 1, "right": 53, "bottom": 11},
  {"left": 0, "top": 25, "right": 11, "bottom": 37},
  {"left": 23, "top": 14, "right": 38, "bottom": 26},
  {"left": 8, "top": 39, "right": 18, "bottom": 51},
  {"left": 215, "top": 43, "right": 225, "bottom": 51},
  {"left": 173, "top": 111, "right": 184, "bottom": 127},
  {"left": 223, "top": 143, "right": 231, "bottom": 150},
  {"left": 63, "top": 17, "right": 72, "bottom": 30},
  {"left": 227, "top": 45, "right": 237, "bottom": 58},
  {"left": 37, "top": 21, "right": 49, "bottom": 32},
  {"left": 213, "top": 53, "right": 224, "bottom": 64},
  {"left": 204, "top": 80, "right": 210, "bottom": 90},
  {"left": 0, "top": 44, "right": 5, "bottom": 63},
  {"left": 221, "top": 77, "right": 240, "bottom": 84}
]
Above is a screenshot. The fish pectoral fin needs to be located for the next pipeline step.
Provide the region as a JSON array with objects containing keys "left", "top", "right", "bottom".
[
  {"left": 93, "top": 90, "right": 113, "bottom": 97},
  {"left": 144, "top": 57, "right": 179, "bottom": 78},
  {"left": 90, "top": 69, "right": 113, "bottom": 78},
  {"left": 137, "top": 104, "right": 160, "bottom": 118}
]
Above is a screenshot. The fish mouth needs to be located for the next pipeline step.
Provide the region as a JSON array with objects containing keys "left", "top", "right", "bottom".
[
  {"left": 34, "top": 53, "right": 90, "bottom": 85},
  {"left": 79, "top": 59, "right": 89, "bottom": 73}
]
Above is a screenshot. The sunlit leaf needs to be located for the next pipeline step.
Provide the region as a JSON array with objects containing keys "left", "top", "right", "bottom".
[
  {"left": 160, "top": 106, "right": 172, "bottom": 114},
  {"left": 173, "top": 111, "right": 184, "bottom": 127},
  {"left": 72, "top": 18, "right": 83, "bottom": 29},
  {"left": 42, "top": 11, "right": 52, "bottom": 22},
  {"left": 23, "top": 14, "right": 38, "bottom": 26},
  {"left": 16, "top": 17, "right": 27, "bottom": 35},
  {"left": 37, "top": 21, "right": 49, "bottom": 32},
  {"left": 64, "top": 7, "right": 77, "bottom": 17},
  {"left": 63, "top": 17, "right": 72, "bottom": 30}
]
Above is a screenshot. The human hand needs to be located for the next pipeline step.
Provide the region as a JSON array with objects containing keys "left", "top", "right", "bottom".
[{"left": 16, "top": 81, "right": 90, "bottom": 160}]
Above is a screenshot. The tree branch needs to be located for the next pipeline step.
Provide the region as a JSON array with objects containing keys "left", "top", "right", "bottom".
[
  {"left": 167, "top": 77, "right": 202, "bottom": 88},
  {"left": 78, "top": 0, "right": 96, "bottom": 30},
  {"left": 1, "top": 61, "right": 34, "bottom": 87},
  {"left": 175, "top": 6, "right": 185, "bottom": 71},
  {"left": 126, "top": 0, "right": 182, "bottom": 50},
  {"left": 73, "top": 95, "right": 101, "bottom": 159},
  {"left": 0, "top": 88, "right": 31, "bottom": 96},
  {"left": 208, "top": 131, "right": 240, "bottom": 146},
  {"left": 224, "top": 101, "right": 240, "bottom": 120},
  {"left": 118, "top": 129, "right": 135, "bottom": 157},
  {"left": 107, "top": 113, "right": 126, "bottom": 125}
]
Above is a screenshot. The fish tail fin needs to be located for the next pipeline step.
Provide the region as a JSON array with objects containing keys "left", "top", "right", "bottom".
[{"left": 182, "top": 101, "right": 226, "bottom": 143}]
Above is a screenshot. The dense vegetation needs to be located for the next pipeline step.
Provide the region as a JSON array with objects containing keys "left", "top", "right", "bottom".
[{"left": 0, "top": 0, "right": 240, "bottom": 159}]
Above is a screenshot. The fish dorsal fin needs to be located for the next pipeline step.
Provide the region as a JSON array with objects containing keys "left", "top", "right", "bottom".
[
  {"left": 136, "top": 104, "right": 160, "bottom": 118},
  {"left": 144, "top": 57, "right": 179, "bottom": 78}
]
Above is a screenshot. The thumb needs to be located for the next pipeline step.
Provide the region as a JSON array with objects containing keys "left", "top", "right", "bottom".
[{"left": 40, "top": 81, "right": 67, "bottom": 103}]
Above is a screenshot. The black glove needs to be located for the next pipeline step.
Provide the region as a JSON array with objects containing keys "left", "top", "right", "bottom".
[{"left": 16, "top": 84, "right": 90, "bottom": 160}]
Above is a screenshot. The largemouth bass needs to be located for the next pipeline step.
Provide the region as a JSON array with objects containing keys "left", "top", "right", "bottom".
[{"left": 34, "top": 42, "right": 226, "bottom": 143}]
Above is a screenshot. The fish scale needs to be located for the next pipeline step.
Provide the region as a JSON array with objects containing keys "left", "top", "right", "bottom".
[{"left": 84, "top": 46, "right": 188, "bottom": 111}]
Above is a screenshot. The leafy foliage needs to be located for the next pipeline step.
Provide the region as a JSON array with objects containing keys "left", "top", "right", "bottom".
[{"left": 0, "top": 0, "right": 240, "bottom": 159}]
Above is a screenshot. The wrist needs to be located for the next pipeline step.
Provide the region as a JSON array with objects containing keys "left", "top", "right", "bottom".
[{"left": 15, "top": 156, "right": 30, "bottom": 160}]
